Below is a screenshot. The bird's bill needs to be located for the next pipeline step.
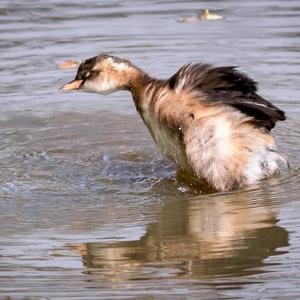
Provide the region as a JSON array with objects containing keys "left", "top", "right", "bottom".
[{"left": 60, "top": 79, "right": 83, "bottom": 91}]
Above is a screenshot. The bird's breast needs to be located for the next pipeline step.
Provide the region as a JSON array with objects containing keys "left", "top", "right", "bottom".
[{"left": 140, "top": 109, "right": 190, "bottom": 171}]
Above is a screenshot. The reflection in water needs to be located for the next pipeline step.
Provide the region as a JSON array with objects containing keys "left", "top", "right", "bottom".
[{"left": 71, "top": 190, "right": 288, "bottom": 282}]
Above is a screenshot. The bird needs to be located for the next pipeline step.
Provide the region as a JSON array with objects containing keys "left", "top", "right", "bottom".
[
  {"left": 60, "top": 53, "right": 288, "bottom": 192},
  {"left": 200, "top": 9, "right": 223, "bottom": 21},
  {"left": 178, "top": 9, "right": 223, "bottom": 23}
]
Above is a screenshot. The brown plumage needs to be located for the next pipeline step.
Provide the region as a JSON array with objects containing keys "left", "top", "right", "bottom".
[{"left": 60, "top": 54, "right": 288, "bottom": 191}]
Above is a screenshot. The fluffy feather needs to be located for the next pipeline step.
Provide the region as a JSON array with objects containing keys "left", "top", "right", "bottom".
[{"left": 168, "top": 64, "right": 285, "bottom": 130}]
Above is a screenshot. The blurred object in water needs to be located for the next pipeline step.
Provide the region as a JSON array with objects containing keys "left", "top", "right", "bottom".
[
  {"left": 178, "top": 9, "right": 224, "bottom": 23},
  {"left": 58, "top": 59, "right": 81, "bottom": 70}
]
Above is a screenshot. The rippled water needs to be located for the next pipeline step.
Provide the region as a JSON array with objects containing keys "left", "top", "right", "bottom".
[{"left": 1, "top": 0, "right": 300, "bottom": 299}]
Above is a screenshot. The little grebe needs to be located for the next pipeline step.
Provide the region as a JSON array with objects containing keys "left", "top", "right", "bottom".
[
  {"left": 178, "top": 9, "right": 223, "bottom": 23},
  {"left": 60, "top": 54, "right": 287, "bottom": 191},
  {"left": 200, "top": 9, "right": 223, "bottom": 21}
]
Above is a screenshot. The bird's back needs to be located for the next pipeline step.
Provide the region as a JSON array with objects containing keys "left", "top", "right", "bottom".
[{"left": 168, "top": 63, "right": 285, "bottom": 130}]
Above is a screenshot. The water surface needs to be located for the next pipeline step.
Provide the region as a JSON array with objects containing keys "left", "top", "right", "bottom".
[{"left": 0, "top": 0, "right": 300, "bottom": 299}]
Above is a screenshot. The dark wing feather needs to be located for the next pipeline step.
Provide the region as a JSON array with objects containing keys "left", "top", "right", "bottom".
[{"left": 168, "top": 63, "right": 286, "bottom": 130}]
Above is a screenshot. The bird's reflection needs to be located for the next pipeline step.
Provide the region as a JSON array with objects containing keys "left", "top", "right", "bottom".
[{"left": 71, "top": 188, "right": 288, "bottom": 281}]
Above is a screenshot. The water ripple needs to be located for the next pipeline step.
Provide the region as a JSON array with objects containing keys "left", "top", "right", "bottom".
[{"left": 0, "top": 0, "right": 300, "bottom": 299}]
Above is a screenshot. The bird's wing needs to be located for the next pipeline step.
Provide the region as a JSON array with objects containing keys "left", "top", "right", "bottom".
[{"left": 167, "top": 63, "right": 285, "bottom": 130}]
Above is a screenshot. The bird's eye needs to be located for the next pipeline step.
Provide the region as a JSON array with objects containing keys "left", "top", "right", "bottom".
[{"left": 85, "top": 71, "right": 90, "bottom": 78}]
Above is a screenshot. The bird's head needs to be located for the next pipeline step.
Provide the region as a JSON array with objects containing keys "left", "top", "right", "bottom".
[{"left": 60, "top": 54, "right": 136, "bottom": 94}]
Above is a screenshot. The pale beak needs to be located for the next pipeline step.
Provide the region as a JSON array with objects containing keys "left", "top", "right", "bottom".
[{"left": 60, "top": 79, "right": 83, "bottom": 91}]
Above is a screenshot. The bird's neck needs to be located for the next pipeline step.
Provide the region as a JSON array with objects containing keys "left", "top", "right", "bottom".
[{"left": 127, "top": 68, "right": 163, "bottom": 111}]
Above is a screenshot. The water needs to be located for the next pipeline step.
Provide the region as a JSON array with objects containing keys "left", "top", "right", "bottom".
[{"left": 0, "top": 0, "right": 300, "bottom": 299}]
